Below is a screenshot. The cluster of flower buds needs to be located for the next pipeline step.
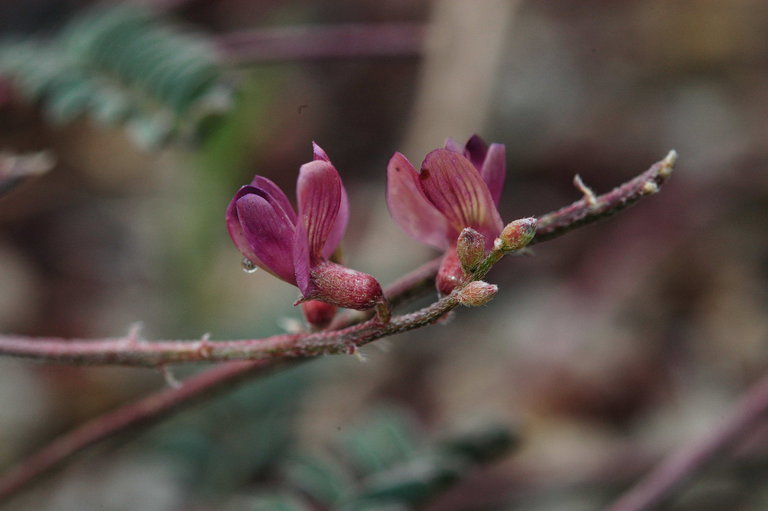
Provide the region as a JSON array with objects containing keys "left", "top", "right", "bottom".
[
  {"left": 386, "top": 135, "right": 536, "bottom": 296},
  {"left": 227, "top": 136, "right": 536, "bottom": 327}
]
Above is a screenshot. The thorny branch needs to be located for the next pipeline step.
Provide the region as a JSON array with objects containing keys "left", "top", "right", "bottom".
[
  {"left": 0, "top": 292, "right": 463, "bottom": 366},
  {"left": 0, "top": 151, "right": 675, "bottom": 500},
  {"left": 0, "top": 151, "right": 677, "bottom": 367},
  {"left": 534, "top": 150, "right": 676, "bottom": 242}
]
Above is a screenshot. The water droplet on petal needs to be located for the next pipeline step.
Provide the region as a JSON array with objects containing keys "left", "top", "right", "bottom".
[{"left": 241, "top": 258, "right": 258, "bottom": 273}]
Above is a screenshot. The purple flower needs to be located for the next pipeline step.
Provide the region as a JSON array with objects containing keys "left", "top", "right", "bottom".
[
  {"left": 227, "top": 143, "right": 383, "bottom": 313},
  {"left": 386, "top": 135, "right": 506, "bottom": 295}
]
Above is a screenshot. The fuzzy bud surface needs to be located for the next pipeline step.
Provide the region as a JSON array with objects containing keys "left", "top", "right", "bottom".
[
  {"left": 456, "top": 228, "right": 486, "bottom": 273},
  {"left": 309, "top": 261, "right": 384, "bottom": 311},
  {"left": 498, "top": 217, "right": 537, "bottom": 253},
  {"left": 457, "top": 281, "right": 498, "bottom": 307}
]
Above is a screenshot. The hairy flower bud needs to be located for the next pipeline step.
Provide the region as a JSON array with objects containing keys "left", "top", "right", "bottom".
[
  {"left": 457, "top": 281, "right": 498, "bottom": 307},
  {"left": 498, "top": 217, "right": 537, "bottom": 253},
  {"left": 309, "top": 261, "right": 384, "bottom": 311},
  {"left": 301, "top": 300, "right": 337, "bottom": 329},
  {"left": 436, "top": 249, "right": 466, "bottom": 297},
  {"left": 456, "top": 228, "right": 486, "bottom": 273}
]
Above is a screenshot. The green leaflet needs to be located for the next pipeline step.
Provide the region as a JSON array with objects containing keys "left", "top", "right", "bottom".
[
  {"left": 0, "top": 4, "right": 233, "bottom": 150},
  {"left": 253, "top": 407, "right": 518, "bottom": 510}
]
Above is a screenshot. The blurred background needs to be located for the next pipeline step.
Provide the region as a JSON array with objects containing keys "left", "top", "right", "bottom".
[{"left": 1, "top": 1, "right": 768, "bottom": 509}]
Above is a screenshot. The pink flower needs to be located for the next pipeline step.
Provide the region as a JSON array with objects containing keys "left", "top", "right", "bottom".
[
  {"left": 386, "top": 135, "right": 506, "bottom": 295},
  {"left": 227, "top": 143, "right": 383, "bottom": 314}
]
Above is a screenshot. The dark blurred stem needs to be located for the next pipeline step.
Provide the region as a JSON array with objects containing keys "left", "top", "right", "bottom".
[
  {"left": 217, "top": 24, "right": 425, "bottom": 64},
  {"left": 604, "top": 372, "right": 768, "bottom": 511},
  {"left": 384, "top": 257, "right": 443, "bottom": 308},
  {"left": 138, "top": 0, "right": 426, "bottom": 60},
  {"left": 0, "top": 152, "right": 675, "bottom": 500},
  {"left": 0, "top": 359, "right": 283, "bottom": 501},
  {"left": 0, "top": 274, "right": 460, "bottom": 501}
]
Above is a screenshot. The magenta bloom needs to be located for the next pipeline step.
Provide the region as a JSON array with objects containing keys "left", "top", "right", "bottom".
[
  {"left": 227, "top": 143, "right": 383, "bottom": 312},
  {"left": 386, "top": 135, "right": 506, "bottom": 294}
]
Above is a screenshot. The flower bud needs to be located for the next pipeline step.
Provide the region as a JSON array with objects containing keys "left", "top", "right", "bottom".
[
  {"left": 436, "top": 249, "right": 466, "bottom": 297},
  {"left": 498, "top": 217, "right": 537, "bottom": 253},
  {"left": 301, "top": 300, "right": 337, "bottom": 329},
  {"left": 457, "top": 281, "right": 498, "bottom": 307},
  {"left": 309, "top": 261, "right": 384, "bottom": 311},
  {"left": 456, "top": 228, "right": 486, "bottom": 273}
]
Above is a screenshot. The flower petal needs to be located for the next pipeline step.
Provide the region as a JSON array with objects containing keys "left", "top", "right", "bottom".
[
  {"left": 323, "top": 184, "right": 349, "bottom": 259},
  {"left": 444, "top": 137, "right": 463, "bottom": 154},
  {"left": 310, "top": 143, "right": 348, "bottom": 258},
  {"left": 226, "top": 186, "right": 263, "bottom": 265},
  {"left": 312, "top": 141, "right": 330, "bottom": 162},
  {"left": 249, "top": 175, "right": 297, "bottom": 223},
  {"left": 464, "top": 134, "right": 489, "bottom": 171},
  {"left": 294, "top": 160, "right": 342, "bottom": 295},
  {"left": 386, "top": 152, "right": 452, "bottom": 250},
  {"left": 235, "top": 188, "right": 297, "bottom": 284},
  {"left": 296, "top": 160, "right": 342, "bottom": 258},
  {"left": 419, "top": 149, "right": 503, "bottom": 242},
  {"left": 293, "top": 224, "right": 314, "bottom": 297},
  {"left": 480, "top": 143, "right": 506, "bottom": 206}
]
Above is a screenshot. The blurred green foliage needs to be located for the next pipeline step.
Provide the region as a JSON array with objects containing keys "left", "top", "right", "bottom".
[
  {"left": 169, "top": 70, "right": 286, "bottom": 335},
  {"left": 143, "top": 378, "right": 516, "bottom": 510},
  {"left": 0, "top": 4, "right": 232, "bottom": 149},
  {"left": 256, "top": 407, "right": 516, "bottom": 510}
]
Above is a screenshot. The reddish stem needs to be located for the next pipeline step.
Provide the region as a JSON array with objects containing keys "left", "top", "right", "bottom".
[
  {"left": 604, "top": 372, "right": 768, "bottom": 511},
  {"left": 535, "top": 151, "right": 676, "bottom": 242},
  {"left": 0, "top": 282, "right": 460, "bottom": 502},
  {"left": 0, "top": 152, "right": 676, "bottom": 367},
  {"left": 0, "top": 359, "right": 279, "bottom": 501},
  {"left": 217, "top": 24, "right": 425, "bottom": 63},
  {"left": 0, "top": 152, "right": 676, "bottom": 500}
]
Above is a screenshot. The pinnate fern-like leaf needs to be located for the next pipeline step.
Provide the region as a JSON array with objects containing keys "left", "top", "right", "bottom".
[{"left": 0, "top": 4, "right": 233, "bottom": 150}]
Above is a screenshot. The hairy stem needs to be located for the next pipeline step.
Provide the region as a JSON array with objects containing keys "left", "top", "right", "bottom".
[
  {"left": 0, "top": 281, "right": 462, "bottom": 502},
  {"left": 534, "top": 150, "right": 676, "bottom": 243},
  {"left": 0, "top": 152, "right": 675, "bottom": 500},
  {"left": 0, "top": 293, "right": 460, "bottom": 366},
  {"left": 0, "top": 152, "right": 677, "bottom": 367}
]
